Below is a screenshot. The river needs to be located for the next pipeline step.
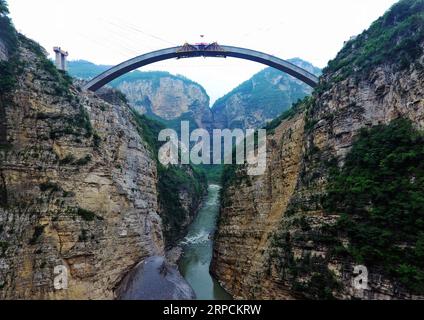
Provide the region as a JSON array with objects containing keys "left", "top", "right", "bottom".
[{"left": 179, "top": 184, "right": 232, "bottom": 300}]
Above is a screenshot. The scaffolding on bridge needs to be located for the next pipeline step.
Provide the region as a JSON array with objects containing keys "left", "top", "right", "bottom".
[{"left": 176, "top": 42, "right": 226, "bottom": 58}]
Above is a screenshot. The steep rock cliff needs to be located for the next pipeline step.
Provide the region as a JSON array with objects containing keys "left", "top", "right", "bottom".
[
  {"left": 116, "top": 75, "right": 212, "bottom": 130},
  {"left": 0, "top": 33, "right": 167, "bottom": 299},
  {"left": 212, "top": 111, "right": 306, "bottom": 299},
  {"left": 212, "top": 0, "right": 424, "bottom": 300}
]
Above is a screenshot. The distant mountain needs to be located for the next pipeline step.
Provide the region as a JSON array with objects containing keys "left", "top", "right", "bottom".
[
  {"left": 68, "top": 60, "right": 213, "bottom": 131},
  {"left": 68, "top": 60, "right": 209, "bottom": 97},
  {"left": 67, "top": 60, "right": 110, "bottom": 79},
  {"left": 211, "top": 58, "right": 321, "bottom": 130}
]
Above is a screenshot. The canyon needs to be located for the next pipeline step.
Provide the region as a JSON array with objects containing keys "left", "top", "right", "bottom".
[
  {"left": 1, "top": 0, "right": 424, "bottom": 301},
  {"left": 68, "top": 58, "right": 319, "bottom": 133}
]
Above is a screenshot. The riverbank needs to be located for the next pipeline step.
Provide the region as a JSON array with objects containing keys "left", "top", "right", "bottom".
[
  {"left": 116, "top": 256, "right": 196, "bottom": 300},
  {"left": 179, "top": 185, "right": 232, "bottom": 300},
  {"left": 115, "top": 184, "right": 230, "bottom": 300}
]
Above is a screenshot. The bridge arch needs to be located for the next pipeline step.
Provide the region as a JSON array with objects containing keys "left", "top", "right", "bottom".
[{"left": 83, "top": 44, "right": 319, "bottom": 91}]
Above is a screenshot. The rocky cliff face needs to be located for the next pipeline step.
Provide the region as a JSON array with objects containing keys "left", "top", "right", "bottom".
[
  {"left": 211, "top": 59, "right": 321, "bottom": 130},
  {"left": 212, "top": 0, "right": 424, "bottom": 300},
  {"left": 212, "top": 111, "right": 306, "bottom": 299},
  {"left": 0, "top": 34, "right": 168, "bottom": 299},
  {"left": 117, "top": 76, "right": 213, "bottom": 130},
  {"left": 68, "top": 62, "right": 214, "bottom": 132}
]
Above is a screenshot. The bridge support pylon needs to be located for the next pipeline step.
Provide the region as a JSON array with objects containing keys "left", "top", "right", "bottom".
[{"left": 53, "top": 47, "right": 69, "bottom": 71}]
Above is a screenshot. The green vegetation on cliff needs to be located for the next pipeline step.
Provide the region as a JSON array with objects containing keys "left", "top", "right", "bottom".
[
  {"left": 157, "top": 164, "right": 206, "bottom": 246},
  {"left": 0, "top": 0, "right": 8, "bottom": 14},
  {"left": 212, "top": 59, "right": 320, "bottom": 130},
  {"left": 270, "top": 120, "right": 424, "bottom": 298},
  {"left": 324, "top": 119, "right": 424, "bottom": 294},
  {"left": 264, "top": 96, "right": 314, "bottom": 133},
  {"left": 0, "top": 0, "right": 16, "bottom": 52},
  {"left": 0, "top": 0, "right": 19, "bottom": 150},
  {"left": 269, "top": 229, "right": 341, "bottom": 300},
  {"left": 2, "top": 1, "right": 72, "bottom": 97},
  {"left": 0, "top": 0, "right": 18, "bottom": 93},
  {"left": 20, "top": 36, "right": 74, "bottom": 99},
  {"left": 132, "top": 112, "right": 207, "bottom": 246},
  {"left": 322, "top": 0, "right": 424, "bottom": 86}
]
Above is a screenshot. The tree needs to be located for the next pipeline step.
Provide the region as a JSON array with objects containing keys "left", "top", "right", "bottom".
[
  {"left": 323, "top": 118, "right": 424, "bottom": 294},
  {"left": 0, "top": 0, "right": 16, "bottom": 52},
  {"left": 0, "top": 0, "right": 9, "bottom": 16}
]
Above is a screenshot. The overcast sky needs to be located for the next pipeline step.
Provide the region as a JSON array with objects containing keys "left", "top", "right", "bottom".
[{"left": 8, "top": 0, "right": 398, "bottom": 104}]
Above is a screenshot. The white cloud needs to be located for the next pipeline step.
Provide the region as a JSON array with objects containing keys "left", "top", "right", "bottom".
[{"left": 7, "top": 0, "right": 398, "bottom": 104}]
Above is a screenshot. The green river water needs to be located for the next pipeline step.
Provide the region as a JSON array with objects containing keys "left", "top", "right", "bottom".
[{"left": 179, "top": 184, "right": 232, "bottom": 300}]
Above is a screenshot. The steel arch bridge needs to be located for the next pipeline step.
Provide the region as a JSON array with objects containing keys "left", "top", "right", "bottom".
[{"left": 83, "top": 43, "right": 319, "bottom": 91}]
